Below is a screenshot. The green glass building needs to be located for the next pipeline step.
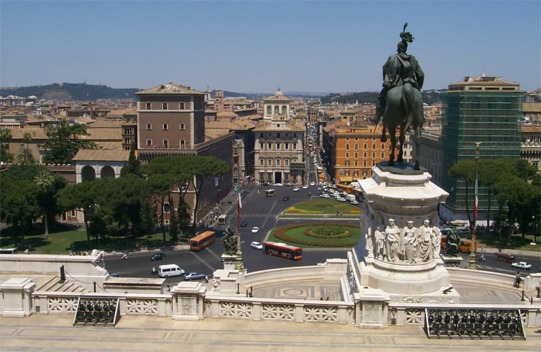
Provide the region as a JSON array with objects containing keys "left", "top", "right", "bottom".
[{"left": 441, "top": 75, "right": 523, "bottom": 214}]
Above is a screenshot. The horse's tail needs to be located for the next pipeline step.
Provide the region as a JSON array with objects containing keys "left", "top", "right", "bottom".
[{"left": 401, "top": 83, "right": 415, "bottom": 130}]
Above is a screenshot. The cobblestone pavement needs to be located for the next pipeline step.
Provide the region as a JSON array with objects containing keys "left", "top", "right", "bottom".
[{"left": 1, "top": 314, "right": 540, "bottom": 352}]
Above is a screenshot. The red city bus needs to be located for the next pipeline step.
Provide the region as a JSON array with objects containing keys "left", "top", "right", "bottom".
[
  {"left": 189, "top": 231, "right": 216, "bottom": 252},
  {"left": 263, "top": 241, "right": 303, "bottom": 260}
]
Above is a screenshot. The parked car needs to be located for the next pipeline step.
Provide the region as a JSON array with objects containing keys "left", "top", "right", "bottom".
[
  {"left": 283, "top": 196, "right": 290, "bottom": 201},
  {"left": 184, "top": 272, "right": 208, "bottom": 281},
  {"left": 292, "top": 187, "right": 300, "bottom": 192},
  {"left": 336, "top": 197, "right": 347, "bottom": 202},
  {"left": 150, "top": 252, "right": 166, "bottom": 261},
  {"left": 511, "top": 262, "right": 531, "bottom": 270},
  {"left": 302, "top": 185, "right": 309, "bottom": 189},
  {"left": 239, "top": 221, "right": 247, "bottom": 227},
  {"left": 273, "top": 183, "right": 283, "bottom": 187},
  {"left": 350, "top": 200, "right": 359, "bottom": 205},
  {"left": 251, "top": 227, "right": 259, "bottom": 234},
  {"left": 320, "top": 193, "right": 330, "bottom": 198},
  {"left": 250, "top": 241, "right": 263, "bottom": 250}
]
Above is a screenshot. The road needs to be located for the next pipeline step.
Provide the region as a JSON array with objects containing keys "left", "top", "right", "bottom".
[
  {"left": 104, "top": 181, "right": 540, "bottom": 283},
  {"left": 104, "top": 183, "right": 352, "bottom": 282}
]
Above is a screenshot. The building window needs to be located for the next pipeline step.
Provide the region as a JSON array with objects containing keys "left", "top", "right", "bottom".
[
  {"left": 268, "top": 158, "right": 272, "bottom": 166},
  {"left": 260, "top": 133, "right": 264, "bottom": 138},
  {"left": 276, "top": 158, "right": 281, "bottom": 166},
  {"left": 146, "top": 103, "right": 151, "bottom": 109},
  {"left": 180, "top": 102, "right": 185, "bottom": 109},
  {"left": 260, "top": 158, "right": 264, "bottom": 166},
  {"left": 284, "top": 158, "right": 289, "bottom": 166},
  {"left": 163, "top": 202, "right": 170, "bottom": 213},
  {"left": 179, "top": 123, "right": 186, "bottom": 130},
  {"left": 162, "top": 103, "right": 168, "bottom": 110},
  {"left": 285, "top": 143, "right": 289, "bottom": 150},
  {"left": 162, "top": 123, "right": 168, "bottom": 130},
  {"left": 180, "top": 140, "right": 186, "bottom": 148},
  {"left": 163, "top": 139, "right": 169, "bottom": 148},
  {"left": 259, "top": 142, "right": 264, "bottom": 149},
  {"left": 146, "top": 123, "right": 152, "bottom": 130},
  {"left": 146, "top": 139, "right": 152, "bottom": 146},
  {"left": 276, "top": 142, "right": 281, "bottom": 150},
  {"left": 277, "top": 133, "right": 280, "bottom": 138},
  {"left": 268, "top": 142, "right": 272, "bottom": 149}
]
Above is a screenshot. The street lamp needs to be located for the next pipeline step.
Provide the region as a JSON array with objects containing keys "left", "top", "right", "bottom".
[{"left": 468, "top": 142, "right": 481, "bottom": 270}]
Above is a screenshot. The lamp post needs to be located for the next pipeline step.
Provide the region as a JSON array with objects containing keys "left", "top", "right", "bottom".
[{"left": 468, "top": 142, "right": 481, "bottom": 270}]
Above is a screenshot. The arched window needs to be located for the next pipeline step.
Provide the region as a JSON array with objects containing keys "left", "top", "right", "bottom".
[
  {"left": 101, "top": 166, "right": 115, "bottom": 179},
  {"left": 81, "top": 165, "right": 96, "bottom": 182}
]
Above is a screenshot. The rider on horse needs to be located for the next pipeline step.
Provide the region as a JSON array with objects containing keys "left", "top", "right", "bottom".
[{"left": 373, "top": 23, "right": 425, "bottom": 129}]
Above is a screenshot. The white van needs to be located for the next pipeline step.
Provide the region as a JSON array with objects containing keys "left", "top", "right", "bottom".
[
  {"left": 346, "top": 194, "right": 356, "bottom": 202},
  {"left": 158, "top": 264, "right": 185, "bottom": 278}
]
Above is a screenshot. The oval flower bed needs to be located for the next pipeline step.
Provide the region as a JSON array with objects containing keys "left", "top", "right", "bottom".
[{"left": 268, "top": 223, "right": 360, "bottom": 248}]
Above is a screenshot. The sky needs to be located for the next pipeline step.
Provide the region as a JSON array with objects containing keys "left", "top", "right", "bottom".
[{"left": 1, "top": 0, "right": 540, "bottom": 94}]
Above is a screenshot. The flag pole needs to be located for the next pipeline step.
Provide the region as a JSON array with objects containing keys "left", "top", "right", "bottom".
[
  {"left": 235, "top": 164, "right": 244, "bottom": 272},
  {"left": 468, "top": 142, "right": 481, "bottom": 270}
]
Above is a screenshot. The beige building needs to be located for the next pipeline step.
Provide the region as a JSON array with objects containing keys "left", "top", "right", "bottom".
[{"left": 254, "top": 90, "right": 305, "bottom": 185}]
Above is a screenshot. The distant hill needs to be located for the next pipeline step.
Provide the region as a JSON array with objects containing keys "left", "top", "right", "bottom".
[
  {"left": 320, "top": 90, "right": 444, "bottom": 105},
  {"left": 0, "top": 83, "right": 140, "bottom": 101},
  {"left": 0, "top": 83, "right": 443, "bottom": 104}
]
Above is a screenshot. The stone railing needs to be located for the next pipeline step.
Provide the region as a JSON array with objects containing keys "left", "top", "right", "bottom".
[
  {"left": 204, "top": 296, "right": 355, "bottom": 324},
  {"left": 32, "top": 291, "right": 173, "bottom": 317},
  {"left": 388, "top": 303, "right": 541, "bottom": 329}
]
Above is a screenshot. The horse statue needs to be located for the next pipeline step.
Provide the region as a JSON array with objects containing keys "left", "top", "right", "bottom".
[
  {"left": 376, "top": 23, "right": 425, "bottom": 170},
  {"left": 379, "top": 82, "right": 424, "bottom": 169}
]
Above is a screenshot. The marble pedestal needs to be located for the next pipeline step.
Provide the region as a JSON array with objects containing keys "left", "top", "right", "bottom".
[{"left": 358, "top": 163, "right": 458, "bottom": 303}]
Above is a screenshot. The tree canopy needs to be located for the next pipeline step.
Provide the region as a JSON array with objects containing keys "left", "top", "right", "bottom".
[{"left": 42, "top": 120, "right": 96, "bottom": 164}]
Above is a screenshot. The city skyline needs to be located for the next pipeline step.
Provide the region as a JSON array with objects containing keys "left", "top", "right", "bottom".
[{"left": 1, "top": 0, "right": 540, "bottom": 93}]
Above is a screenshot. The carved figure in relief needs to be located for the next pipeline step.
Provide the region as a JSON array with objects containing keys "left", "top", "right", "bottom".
[
  {"left": 417, "top": 219, "right": 434, "bottom": 261},
  {"left": 374, "top": 227, "right": 385, "bottom": 260},
  {"left": 365, "top": 228, "right": 374, "bottom": 257},
  {"left": 431, "top": 226, "right": 441, "bottom": 257},
  {"left": 384, "top": 219, "right": 401, "bottom": 262},
  {"left": 402, "top": 220, "right": 418, "bottom": 263}
]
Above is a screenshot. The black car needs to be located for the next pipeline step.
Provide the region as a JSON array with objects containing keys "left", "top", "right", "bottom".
[
  {"left": 240, "top": 221, "right": 248, "bottom": 227},
  {"left": 283, "top": 196, "right": 289, "bottom": 201},
  {"left": 150, "top": 252, "right": 166, "bottom": 261}
]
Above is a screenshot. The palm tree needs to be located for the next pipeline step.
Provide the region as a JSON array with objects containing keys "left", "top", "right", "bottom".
[{"left": 34, "top": 170, "right": 55, "bottom": 235}]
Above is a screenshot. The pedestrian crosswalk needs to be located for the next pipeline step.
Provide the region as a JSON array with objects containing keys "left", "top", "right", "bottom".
[{"left": 242, "top": 213, "right": 277, "bottom": 218}]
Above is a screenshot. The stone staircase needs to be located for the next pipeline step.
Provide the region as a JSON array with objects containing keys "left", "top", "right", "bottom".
[{"left": 37, "top": 276, "right": 91, "bottom": 294}]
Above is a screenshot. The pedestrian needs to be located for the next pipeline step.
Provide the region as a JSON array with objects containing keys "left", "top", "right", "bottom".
[{"left": 514, "top": 271, "right": 521, "bottom": 288}]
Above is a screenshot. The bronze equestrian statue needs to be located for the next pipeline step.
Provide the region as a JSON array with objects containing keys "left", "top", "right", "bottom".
[{"left": 373, "top": 23, "right": 425, "bottom": 170}]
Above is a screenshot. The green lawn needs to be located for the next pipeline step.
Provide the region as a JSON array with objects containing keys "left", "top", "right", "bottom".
[
  {"left": 0, "top": 224, "right": 185, "bottom": 254},
  {"left": 283, "top": 198, "right": 361, "bottom": 217}
]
